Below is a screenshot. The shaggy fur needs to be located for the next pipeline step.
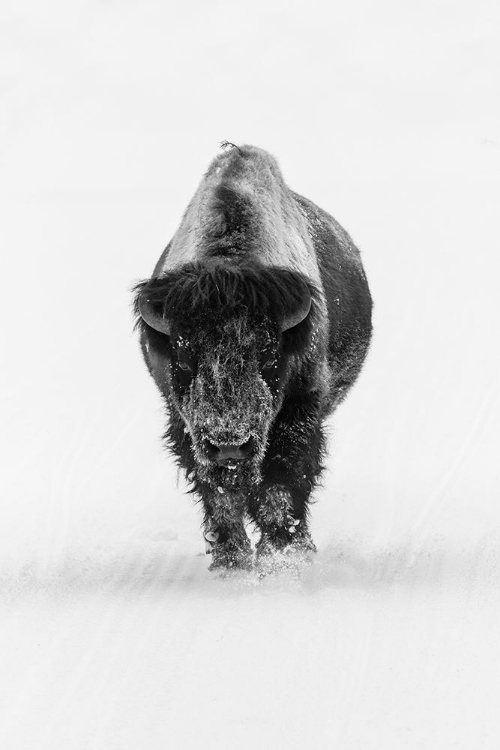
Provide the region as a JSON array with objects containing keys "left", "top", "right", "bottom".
[
  {"left": 133, "top": 144, "right": 372, "bottom": 570},
  {"left": 133, "top": 259, "right": 321, "bottom": 357}
]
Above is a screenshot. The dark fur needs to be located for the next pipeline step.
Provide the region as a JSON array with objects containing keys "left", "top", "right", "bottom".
[
  {"left": 133, "top": 145, "right": 372, "bottom": 570},
  {"left": 133, "top": 259, "right": 320, "bottom": 357}
]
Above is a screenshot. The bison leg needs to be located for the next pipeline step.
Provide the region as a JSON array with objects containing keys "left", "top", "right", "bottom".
[
  {"left": 202, "top": 491, "right": 252, "bottom": 570},
  {"left": 252, "top": 485, "right": 316, "bottom": 558},
  {"left": 250, "top": 392, "right": 324, "bottom": 560}
]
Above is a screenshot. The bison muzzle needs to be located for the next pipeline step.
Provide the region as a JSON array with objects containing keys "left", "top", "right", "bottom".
[{"left": 133, "top": 144, "right": 372, "bottom": 570}]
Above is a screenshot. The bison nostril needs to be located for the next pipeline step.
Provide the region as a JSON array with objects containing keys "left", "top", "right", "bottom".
[
  {"left": 238, "top": 437, "right": 254, "bottom": 456},
  {"left": 204, "top": 437, "right": 254, "bottom": 463},
  {"left": 203, "top": 439, "right": 219, "bottom": 460}
]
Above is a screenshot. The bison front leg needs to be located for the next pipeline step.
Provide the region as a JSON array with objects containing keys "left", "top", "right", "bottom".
[
  {"left": 252, "top": 485, "right": 315, "bottom": 557},
  {"left": 251, "top": 485, "right": 316, "bottom": 558},
  {"left": 250, "top": 392, "right": 324, "bottom": 561},
  {"left": 201, "top": 490, "right": 252, "bottom": 571}
]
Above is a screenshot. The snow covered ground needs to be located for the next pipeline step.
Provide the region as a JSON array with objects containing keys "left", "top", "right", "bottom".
[{"left": 1, "top": 0, "right": 499, "bottom": 747}]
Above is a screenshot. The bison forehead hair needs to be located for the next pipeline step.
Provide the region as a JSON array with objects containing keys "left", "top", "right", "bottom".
[{"left": 134, "top": 258, "right": 321, "bottom": 355}]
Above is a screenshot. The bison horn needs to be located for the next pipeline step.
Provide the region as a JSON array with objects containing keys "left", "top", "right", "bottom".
[
  {"left": 138, "top": 295, "right": 171, "bottom": 336},
  {"left": 281, "top": 284, "right": 312, "bottom": 331}
]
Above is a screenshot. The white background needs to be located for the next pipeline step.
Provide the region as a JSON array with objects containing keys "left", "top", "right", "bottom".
[{"left": 1, "top": 1, "right": 499, "bottom": 747}]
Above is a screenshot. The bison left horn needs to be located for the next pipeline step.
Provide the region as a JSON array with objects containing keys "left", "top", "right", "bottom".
[
  {"left": 138, "top": 296, "right": 171, "bottom": 336},
  {"left": 281, "top": 284, "right": 312, "bottom": 331}
]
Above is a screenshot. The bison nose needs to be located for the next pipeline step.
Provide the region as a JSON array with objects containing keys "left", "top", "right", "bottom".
[{"left": 204, "top": 437, "right": 254, "bottom": 464}]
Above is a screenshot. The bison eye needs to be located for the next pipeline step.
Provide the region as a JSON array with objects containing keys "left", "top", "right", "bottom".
[
  {"left": 262, "top": 358, "right": 276, "bottom": 370},
  {"left": 178, "top": 360, "right": 192, "bottom": 372}
]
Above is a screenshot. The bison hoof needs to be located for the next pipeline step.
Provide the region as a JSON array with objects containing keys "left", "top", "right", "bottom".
[
  {"left": 208, "top": 541, "right": 253, "bottom": 572},
  {"left": 256, "top": 528, "right": 317, "bottom": 572},
  {"left": 255, "top": 543, "right": 316, "bottom": 577}
]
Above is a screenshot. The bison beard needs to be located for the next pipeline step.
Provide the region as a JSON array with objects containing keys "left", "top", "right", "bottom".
[{"left": 133, "top": 144, "right": 372, "bottom": 571}]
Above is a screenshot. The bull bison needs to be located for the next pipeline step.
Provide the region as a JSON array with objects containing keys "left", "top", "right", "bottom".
[{"left": 133, "top": 143, "right": 372, "bottom": 570}]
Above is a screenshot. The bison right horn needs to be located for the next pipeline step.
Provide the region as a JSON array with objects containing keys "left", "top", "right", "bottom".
[
  {"left": 280, "top": 282, "right": 312, "bottom": 331},
  {"left": 138, "top": 295, "right": 171, "bottom": 336}
]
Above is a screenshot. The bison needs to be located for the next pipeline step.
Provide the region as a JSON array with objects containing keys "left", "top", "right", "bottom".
[{"left": 133, "top": 144, "right": 372, "bottom": 570}]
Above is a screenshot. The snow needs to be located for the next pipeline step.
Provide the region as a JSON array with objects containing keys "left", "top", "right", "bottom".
[{"left": 1, "top": 0, "right": 500, "bottom": 747}]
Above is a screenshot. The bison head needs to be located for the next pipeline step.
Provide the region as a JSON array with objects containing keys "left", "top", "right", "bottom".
[{"left": 134, "top": 260, "right": 318, "bottom": 489}]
